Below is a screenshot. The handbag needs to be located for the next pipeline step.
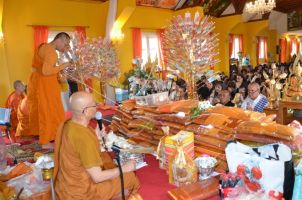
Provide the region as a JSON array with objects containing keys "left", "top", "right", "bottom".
[{"left": 225, "top": 141, "right": 294, "bottom": 200}]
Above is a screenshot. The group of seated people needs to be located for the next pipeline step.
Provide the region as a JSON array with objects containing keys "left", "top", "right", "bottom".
[{"left": 196, "top": 63, "right": 291, "bottom": 112}]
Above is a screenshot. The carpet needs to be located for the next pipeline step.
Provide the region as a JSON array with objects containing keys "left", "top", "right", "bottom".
[{"left": 137, "top": 155, "right": 220, "bottom": 200}]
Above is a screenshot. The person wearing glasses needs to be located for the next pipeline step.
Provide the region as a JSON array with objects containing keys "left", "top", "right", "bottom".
[
  {"left": 53, "top": 91, "right": 140, "bottom": 199},
  {"left": 27, "top": 32, "right": 72, "bottom": 147},
  {"left": 241, "top": 82, "right": 268, "bottom": 112}
]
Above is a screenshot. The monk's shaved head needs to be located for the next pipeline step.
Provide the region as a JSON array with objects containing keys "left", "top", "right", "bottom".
[{"left": 70, "top": 91, "right": 94, "bottom": 116}]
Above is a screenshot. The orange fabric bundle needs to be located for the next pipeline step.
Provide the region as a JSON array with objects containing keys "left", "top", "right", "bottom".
[
  {"left": 131, "top": 109, "right": 144, "bottom": 115},
  {"left": 193, "top": 113, "right": 242, "bottom": 133},
  {"left": 195, "top": 139, "right": 225, "bottom": 152},
  {"left": 194, "top": 135, "right": 227, "bottom": 150},
  {"left": 187, "top": 124, "right": 233, "bottom": 141},
  {"left": 116, "top": 109, "right": 133, "bottom": 120},
  {"left": 236, "top": 121, "right": 299, "bottom": 141},
  {"left": 157, "top": 100, "right": 199, "bottom": 114},
  {"left": 0, "top": 163, "right": 32, "bottom": 182},
  {"left": 154, "top": 115, "right": 192, "bottom": 125},
  {"left": 207, "top": 107, "right": 250, "bottom": 121},
  {"left": 135, "top": 105, "right": 160, "bottom": 114},
  {"left": 194, "top": 146, "right": 226, "bottom": 161},
  {"left": 128, "top": 119, "right": 155, "bottom": 131}
]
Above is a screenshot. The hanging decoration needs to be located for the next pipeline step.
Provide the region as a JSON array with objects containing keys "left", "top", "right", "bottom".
[
  {"left": 59, "top": 33, "right": 120, "bottom": 86},
  {"left": 163, "top": 11, "right": 219, "bottom": 99}
]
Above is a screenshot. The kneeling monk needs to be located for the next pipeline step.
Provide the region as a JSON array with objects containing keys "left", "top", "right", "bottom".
[{"left": 53, "top": 91, "right": 140, "bottom": 200}]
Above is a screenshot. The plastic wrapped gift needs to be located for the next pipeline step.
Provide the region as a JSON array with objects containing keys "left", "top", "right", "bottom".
[
  {"left": 164, "top": 131, "right": 194, "bottom": 170},
  {"left": 169, "top": 139, "right": 197, "bottom": 186},
  {"left": 156, "top": 126, "right": 170, "bottom": 169},
  {"left": 134, "top": 92, "right": 169, "bottom": 106}
]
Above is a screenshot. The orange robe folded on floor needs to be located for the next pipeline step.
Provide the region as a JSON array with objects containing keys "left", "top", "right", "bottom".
[
  {"left": 16, "top": 97, "right": 31, "bottom": 137},
  {"left": 27, "top": 43, "right": 65, "bottom": 144},
  {"left": 5, "top": 91, "right": 24, "bottom": 129},
  {"left": 53, "top": 121, "right": 140, "bottom": 200}
]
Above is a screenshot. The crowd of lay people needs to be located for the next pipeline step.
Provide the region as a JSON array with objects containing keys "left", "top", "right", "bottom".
[{"left": 196, "top": 63, "right": 293, "bottom": 113}]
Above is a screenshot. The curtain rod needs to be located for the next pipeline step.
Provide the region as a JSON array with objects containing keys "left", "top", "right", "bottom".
[
  {"left": 130, "top": 27, "right": 163, "bottom": 30},
  {"left": 27, "top": 25, "right": 90, "bottom": 28}
]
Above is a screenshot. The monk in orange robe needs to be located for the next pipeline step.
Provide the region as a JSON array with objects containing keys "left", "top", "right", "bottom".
[
  {"left": 5, "top": 80, "right": 25, "bottom": 130},
  {"left": 27, "top": 32, "right": 71, "bottom": 145},
  {"left": 15, "top": 96, "right": 30, "bottom": 137},
  {"left": 53, "top": 92, "right": 140, "bottom": 200}
]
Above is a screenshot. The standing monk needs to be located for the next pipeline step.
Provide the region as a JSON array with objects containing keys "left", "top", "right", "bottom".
[
  {"left": 27, "top": 32, "right": 71, "bottom": 146},
  {"left": 53, "top": 91, "right": 140, "bottom": 199},
  {"left": 5, "top": 80, "right": 25, "bottom": 130}
]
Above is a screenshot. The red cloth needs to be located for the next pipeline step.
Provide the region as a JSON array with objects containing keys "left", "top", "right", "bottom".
[
  {"left": 132, "top": 28, "right": 142, "bottom": 59},
  {"left": 229, "top": 34, "right": 234, "bottom": 59},
  {"left": 33, "top": 26, "right": 48, "bottom": 50},
  {"left": 279, "top": 38, "right": 287, "bottom": 63}
]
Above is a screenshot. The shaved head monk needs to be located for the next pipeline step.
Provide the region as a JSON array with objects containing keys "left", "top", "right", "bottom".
[
  {"left": 53, "top": 91, "right": 140, "bottom": 200},
  {"left": 27, "top": 32, "right": 71, "bottom": 146},
  {"left": 5, "top": 80, "right": 25, "bottom": 131}
]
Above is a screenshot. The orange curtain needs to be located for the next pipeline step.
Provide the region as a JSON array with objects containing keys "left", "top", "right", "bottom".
[
  {"left": 289, "top": 38, "right": 293, "bottom": 57},
  {"left": 238, "top": 34, "right": 244, "bottom": 53},
  {"left": 298, "top": 40, "right": 301, "bottom": 53},
  {"left": 33, "top": 26, "right": 48, "bottom": 50},
  {"left": 132, "top": 28, "right": 142, "bottom": 59},
  {"left": 264, "top": 37, "right": 268, "bottom": 63},
  {"left": 75, "top": 26, "right": 92, "bottom": 92},
  {"left": 75, "top": 26, "right": 87, "bottom": 44},
  {"left": 229, "top": 34, "right": 234, "bottom": 58},
  {"left": 256, "top": 36, "right": 260, "bottom": 65},
  {"left": 157, "top": 29, "right": 167, "bottom": 80},
  {"left": 279, "top": 38, "right": 287, "bottom": 63}
]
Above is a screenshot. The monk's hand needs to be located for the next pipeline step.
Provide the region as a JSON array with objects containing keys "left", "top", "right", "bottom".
[{"left": 122, "top": 160, "right": 136, "bottom": 172}]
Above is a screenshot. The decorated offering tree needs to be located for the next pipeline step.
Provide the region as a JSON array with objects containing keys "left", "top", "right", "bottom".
[
  {"left": 163, "top": 11, "right": 219, "bottom": 99},
  {"left": 59, "top": 33, "right": 120, "bottom": 89}
]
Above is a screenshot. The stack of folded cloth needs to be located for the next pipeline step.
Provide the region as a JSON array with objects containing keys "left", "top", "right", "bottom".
[
  {"left": 110, "top": 102, "right": 302, "bottom": 173},
  {"left": 110, "top": 99, "right": 199, "bottom": 149}
]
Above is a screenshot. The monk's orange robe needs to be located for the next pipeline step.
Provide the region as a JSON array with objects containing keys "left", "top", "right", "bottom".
[
  {"left": 27, "top": 43, "right": 65, "bottom": 144},
  {"left": 16, "top": 97, "right": 30, "bottom": 137},
  {"left": 5, "top": 91, "right": 24, "bottom": 129},
  {"left": 53, "top": 121, "right": 140, "bottom": 200}
]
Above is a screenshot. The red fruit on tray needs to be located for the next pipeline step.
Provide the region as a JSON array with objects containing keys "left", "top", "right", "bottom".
[
  {"left": 237, "top": 164, "right": 247, "bottom": 176},
  {"left": 251, "top": 167, "right": 262, "bottom": 180}
]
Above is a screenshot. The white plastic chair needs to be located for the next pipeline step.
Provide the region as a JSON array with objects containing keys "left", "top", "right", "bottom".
[{"left": 0, "top": 108, "right": 13, "bottom": 144}]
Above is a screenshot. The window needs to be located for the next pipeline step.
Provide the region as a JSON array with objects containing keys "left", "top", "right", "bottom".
[
  {"left": 141, "top": 32, "right": 160, "bottom": 66},
  {"left": 231, "top": 36, "right": 240, "bottom": 59},
  {"left": 258, "top": 38, "right": 265, "bottom": 59},
  {"left": 291, "top": 39, "right": 297, "bottom": 57}
]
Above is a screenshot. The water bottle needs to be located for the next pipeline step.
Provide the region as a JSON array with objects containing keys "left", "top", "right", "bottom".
[{"left": 0, "top": 133, "right": 7, "bottom": 170}]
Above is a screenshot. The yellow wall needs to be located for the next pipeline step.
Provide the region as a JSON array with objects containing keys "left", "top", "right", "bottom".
[
  {"left": 0, "top": 0, "right": 11, "bottom": 105},
  {"left": 1, "top": 0, "right": 108, "bottom": 105}
]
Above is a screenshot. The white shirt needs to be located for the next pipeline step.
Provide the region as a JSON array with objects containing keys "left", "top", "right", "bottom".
[{"left": 241, "top": 94, "right": 267, "bottom": 111}]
